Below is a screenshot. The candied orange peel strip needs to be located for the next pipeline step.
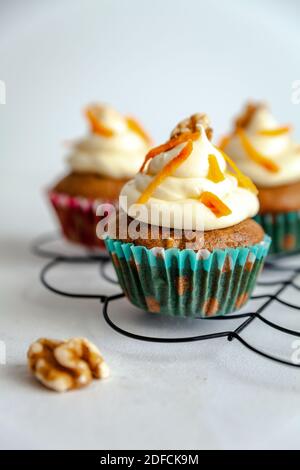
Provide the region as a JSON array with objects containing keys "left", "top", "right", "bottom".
[
  {"left": 85, "top": 108, "right": 115, "bottom": 138},
  {"left": 126, "top": 116, "right": 152, "bottom": 144},
  {"left": 139, "top": 131, "right": 200, "bottom": 173},
  {"left": 237, "top": 128, "right": 279, "bottom": 173},
  {"left": 137, "top": 141, "right": 193, "bottom": 204},
  {"left": 207, "top": 154, "right": 225, "bottom": 183},
  {"left": 218, "top": 134, "right": 231, "bottom": 151},
  {"left": 199, "top": 191, "right": 232, "bottom": 218},
  {"left": 257, "top": 126, "right": 291, "bottom": 137},
  {"left": 215, "top": 146, "right": 258, "bottom": 195}
]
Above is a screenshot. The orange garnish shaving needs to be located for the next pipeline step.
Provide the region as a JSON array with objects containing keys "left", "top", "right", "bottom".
[
  {"left": 216, "top": 147, "right": 258, "bottom": 195},
  {"left": 199, "top": 191, "right": 232, "bottom": 218},
  {"left": 257, "top": 126, "right": 291, "bottom": 137},
  {"left": 85, "top": 108, "right": 115, "bottom": 138},
  {"left": 137, "top": 141, "right": 193, "bottom": 204},
  {"left": 126, "top": 117, "right": 152, "bottom": 144},
  {"left": 237, "top": 128, "right": 280, "bottom": 173},
  {"left": 139, "top": 131, "right": 200, "bottom": 173},
  {"left": 207, "top": 154, "right": 225, "bottom": 183},
  {"left": 218, "top": 134, "right": 231, "bottom": 150}
]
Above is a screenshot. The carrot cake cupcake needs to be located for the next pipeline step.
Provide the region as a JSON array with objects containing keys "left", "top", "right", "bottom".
[
  {"left": 105, "top": 114, "right": 270, "bottom": 317},
  {"left": 222, "top": 102, "right": 300, "bottom": 253},
  {"left": 49, "top": 103, "right": 151, "bottom": 249}
]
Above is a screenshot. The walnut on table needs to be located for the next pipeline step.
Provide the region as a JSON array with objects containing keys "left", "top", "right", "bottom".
[{"left": 27, "top": 337, "right": 109, "bottom": 392}]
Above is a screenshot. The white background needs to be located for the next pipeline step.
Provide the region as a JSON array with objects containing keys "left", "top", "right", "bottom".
[{"left": 1, "top": 0, "right": 300, "bottom": 450}]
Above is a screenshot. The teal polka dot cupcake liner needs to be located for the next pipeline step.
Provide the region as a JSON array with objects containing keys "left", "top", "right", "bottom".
[
  {"left": 105, "top": 236, "right": 271, "bottom": 318},
  {"left": 255, "top": 211, "right": 300, "bottom": 254}
]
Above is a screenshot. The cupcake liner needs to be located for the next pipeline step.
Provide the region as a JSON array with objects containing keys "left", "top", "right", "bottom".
[
  {"left": 105, "top": 235, "right": 271, "bottom": 318},
  {"left": 49, "top": 191, "right": 117, "bottom": 250},
  {"left": 255, "top": 211, "right": 300, "bottom": 254}
]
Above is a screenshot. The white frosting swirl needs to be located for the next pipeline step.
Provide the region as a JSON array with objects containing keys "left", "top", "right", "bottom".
[
  {"left": 67, "top": 105, "right": 150, "bottom": 179},
  {"left": 224, "top": 107, "right": 300, "bottom": 187},
  {"left": 120, "top": 127, "right": 259, "bottom": 231}
]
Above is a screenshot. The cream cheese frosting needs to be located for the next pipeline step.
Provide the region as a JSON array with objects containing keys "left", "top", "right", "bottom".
[
  {"left": 120, "top": 122, "right": 259, "bottom": 231},
  {"left": 67, "top": 104, "right": 151, "bottom": 179},
  {"left": 224, "top": 104, "right": 300, "bottom": 187}
]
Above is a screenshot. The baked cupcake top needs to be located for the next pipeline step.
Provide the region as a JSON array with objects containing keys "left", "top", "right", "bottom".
[
  {"left": 67, "top": 104, "right": 151, "bottom": 179},
  {"left": 222, "top": 102, "right": 300, "bottom": 188},
  {"left": 120, "top": 114, "right": 259, "bottom": 231}
]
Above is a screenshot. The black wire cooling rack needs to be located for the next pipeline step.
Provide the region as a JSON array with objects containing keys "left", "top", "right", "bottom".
[{"left": 32, "top": 232, "right": 300, "bottom": 368}]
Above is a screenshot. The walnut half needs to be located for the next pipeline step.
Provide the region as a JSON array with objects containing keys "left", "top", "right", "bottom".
[
  {"left": 27, "top": 337, "right": 109, "bottom": 392},
  {"left": 234, "top": 101, "right": 266, "bottom": 130},
  {"left": 170, "top": 113, "right": 213, "bottom": 140}
]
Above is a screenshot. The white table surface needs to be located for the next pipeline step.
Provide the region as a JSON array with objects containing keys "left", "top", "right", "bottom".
[{"left": 1, "top": 0, "right": 300, "bottom": 450}]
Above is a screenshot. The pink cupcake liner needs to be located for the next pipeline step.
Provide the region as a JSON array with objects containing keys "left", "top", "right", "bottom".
[{"left": 48, "top": 191, "right": 116, "bottom": 250}]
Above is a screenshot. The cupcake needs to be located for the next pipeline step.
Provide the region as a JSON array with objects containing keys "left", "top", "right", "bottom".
[
  {"left": 222, "top": 102, "right": 300, "bottom": 254},
  {"left": 105, "top": 114, "right": 270, "bottom": 317},
  {"left": 49, "top": 104, "right": 151, "bottom": 249}
]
